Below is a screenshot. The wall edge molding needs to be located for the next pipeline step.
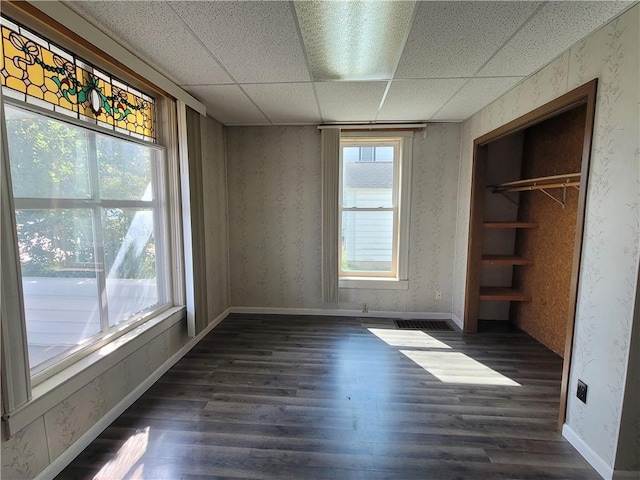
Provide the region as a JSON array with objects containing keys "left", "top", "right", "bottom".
[
  {"left": 33, "top": 308, "right": 230, "bottom": 480},
  {"left": 563, "top": 423, "right": 613, "bottom": 480}
]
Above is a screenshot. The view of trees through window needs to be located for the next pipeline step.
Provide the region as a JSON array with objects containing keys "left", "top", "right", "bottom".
[{"left": 5, "top": 103, "right": 165, "bottom": 370}]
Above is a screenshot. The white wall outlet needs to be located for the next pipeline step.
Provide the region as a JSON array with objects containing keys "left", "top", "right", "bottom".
[
  {"left": 362, "top": 303, "right": 368, "bottom": 313},
  {"left": 435, "top": 290, "right": 443, "bottom": 300}
]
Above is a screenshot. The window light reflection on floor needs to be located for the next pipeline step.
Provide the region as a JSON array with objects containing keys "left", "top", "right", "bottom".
[
  {"left": 401, "top": 350, "right": 521, "bottom": 386},
  {"left": 367, "top": 328, "right": 451, "bottom": 349},
  {"left": 93, "top": 426, "right": 149, "bottom": 480}
]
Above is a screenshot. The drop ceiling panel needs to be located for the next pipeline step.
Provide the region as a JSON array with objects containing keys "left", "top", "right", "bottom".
[
  {"left": 378, "top": 79, "right": 468, "bottom": 121},
  {"left": 66, "top": 1, "right": 233, "bottom": 86},
  {"left": 168, "top": 1, "right": 310, "bottom": 84},
  {"left": 294, "top": 1, "right": 416, "bottom": 81},
  {"left": 314, "top": 82, "right": 387, "bottom": 122},
  {"left": 478, "top": 1, "right": 634, "bottom": 77},
  {"left": 186, "top": 85, "right": 269, "bottom": 125},
  {"left": 242, "top": 83, "right": 321, "bottom": 124},
  {"left": 395, "top": 1, "right": 542, "bottom": 79},
  {"left": 432, "top": 77, "right": 522, "bottom": 121}
]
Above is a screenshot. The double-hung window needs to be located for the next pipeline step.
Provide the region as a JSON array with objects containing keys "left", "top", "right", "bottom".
[
  {"left": 1, "top": 15, "right": 172, "bottom": 383},
  {"left": 339, "top": 134, "right": 412, "bottom": 286}
]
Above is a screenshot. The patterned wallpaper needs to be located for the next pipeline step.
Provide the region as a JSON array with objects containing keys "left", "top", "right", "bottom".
[
  {"left": 452, "top": 5, "right": 639, "bottom": 468},
  {"left": 1, "top": 114, "right": 230, "bottom": 479},
  {"left": 201, "top": 115, "right": 230, "bottom": 318},
  {"left": 226, "top": 124, "right": 461, "bottom": 314}
]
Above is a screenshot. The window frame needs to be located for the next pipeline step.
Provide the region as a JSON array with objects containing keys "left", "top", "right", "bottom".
[
  {"left": 338, "top": 131, "right": 413, "bottom": 287},
  {"left": 1, "top": 94, "right": 174, "bottom": 387}
]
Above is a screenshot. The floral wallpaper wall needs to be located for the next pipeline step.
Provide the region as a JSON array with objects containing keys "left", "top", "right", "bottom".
[
  {"left": 201, "top": 115, "right": 230, "bottom": 319},
  {"left": 452, "top": 4, "right": 639, "bottom": 468},
  {"left": 226, "top": 124, "right": 461, "bottom": 314}
]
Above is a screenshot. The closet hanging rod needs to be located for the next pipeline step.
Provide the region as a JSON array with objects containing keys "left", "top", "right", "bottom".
[
  {"left": 500, "top": 181, "right": 580, "bottom": 193},
  {"left": 490, "top": 172, "right": 581, "bottom": 191}
]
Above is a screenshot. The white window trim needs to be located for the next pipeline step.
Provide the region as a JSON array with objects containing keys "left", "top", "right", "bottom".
[
  {"left": 0, "top": 93, "right": 186, "bottom": 422},
  {"left": 338, "top": 131, "right": 413, "bottom": 286}
]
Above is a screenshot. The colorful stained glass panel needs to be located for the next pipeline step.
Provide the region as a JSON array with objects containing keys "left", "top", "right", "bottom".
[{"left": 0, "top": 16, "right": 155, "bottom": 140}]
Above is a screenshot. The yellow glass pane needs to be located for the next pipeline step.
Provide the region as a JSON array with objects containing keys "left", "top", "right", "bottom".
[
  {"left": 43, "top": 90, "right": 58, "bottom": 105},
  {"left": 5, "top": 76, "right": 26, "bottom": 93},
  {"left": 26, "top": 63, "right": 44, "bottom": 87},
  {"left": 26, "top": 83, "right": 44, "bottom": 99}
]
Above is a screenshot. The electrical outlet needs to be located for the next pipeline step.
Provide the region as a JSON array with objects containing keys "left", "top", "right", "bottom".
[
  {"left": 577, "top": 380, "right": 588, "bottom": 404},
  {"left": 435, "top": 290, "right": 443, "bottom": 300},
  {"left": 362, "top": 303, "right": 368, "bottom": 313}
]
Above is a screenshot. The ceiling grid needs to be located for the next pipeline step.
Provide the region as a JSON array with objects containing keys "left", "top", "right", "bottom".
[{"left": 66, "top": 0, "right": 635, "bottom": 126}]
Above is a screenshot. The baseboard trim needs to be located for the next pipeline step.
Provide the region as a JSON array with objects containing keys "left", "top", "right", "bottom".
[
  {"left": 450, "top": 312, "right": 463, "bottom": 330},
  {"left": 34, "top": 307, "right": 230, "bottom": 480},
  {"left": 229, "top": 306, "right": 454, "bottom": 322},
  {"left": 562, "top": 423, "right": 613, "bottom": 480}
]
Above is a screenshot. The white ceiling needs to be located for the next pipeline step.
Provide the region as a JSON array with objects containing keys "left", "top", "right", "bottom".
[{"left": 66, "top": 1, "right": 634, "bottom": 126}]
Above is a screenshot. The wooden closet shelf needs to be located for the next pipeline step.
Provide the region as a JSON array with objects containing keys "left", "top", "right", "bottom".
[
  {"left": 481, "top": 255, "right": 533, "bottom": 266},
  {"left": 479, "top": 287, "right": 531, "bottom": 302},
  {"left": 484, "top": 222, "right": 539, "bottom": 229}
]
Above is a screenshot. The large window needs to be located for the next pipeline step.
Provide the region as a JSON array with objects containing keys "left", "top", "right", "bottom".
[
  {"left": 4, "top": 103, "right": 169, "bottom": 375},
  {"left": 339, "top": 136, "right": 410, "bottom": 281},
  {"left": 0, "top": 14, "right": 171, "bottom": 381}
]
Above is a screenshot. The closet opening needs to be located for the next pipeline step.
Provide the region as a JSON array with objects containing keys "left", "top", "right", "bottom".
[{"left": 463, "top": 79, "right": 598, "bottom": 428}]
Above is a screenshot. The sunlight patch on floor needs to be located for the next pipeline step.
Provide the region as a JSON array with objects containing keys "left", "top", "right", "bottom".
[
  {"left": 93, "top": 426, "right": 149, "bottom": 480},
  {"left": 401, "top": 350, "right": 521, "bottom": 386},
  {"left": 368, "top": 328, "right": 451, "bottom": 349}
]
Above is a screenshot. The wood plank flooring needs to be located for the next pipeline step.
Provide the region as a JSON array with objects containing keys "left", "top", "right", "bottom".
[{"left": 55, "top": 314, "right": 600, "bottom": 479}]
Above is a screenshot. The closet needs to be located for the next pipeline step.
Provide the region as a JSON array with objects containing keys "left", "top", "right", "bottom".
[{"left": 463, "top": 80, "right": 597, "bottom": 425}]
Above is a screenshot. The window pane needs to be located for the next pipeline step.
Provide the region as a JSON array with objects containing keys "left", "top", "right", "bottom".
[
  {"left": 342, "top": 149, "right": 394, "bottom": 207},
  {"left": 103, "top": 208, "right": 159, "bottom": 326},
  {"left": 16, "top": 209, "right": 101, "bottom": 369},
  {"left": 360, "top": 146, "right": 373, "bottom": 162},
  {"left": 5, "top": 104, "right": 91, "bottom": 199},
  {"left": 98, "top": 136, "right": 155, "bottom": 201},
  {"left": 343, "top": 147, "right": 359, "bottom": 163},
  {"left": 341, "top": 210, "right": 394, "bottom": 273},
  {"left": 375, "top": 146, "right": 393, "bottom": 161}
]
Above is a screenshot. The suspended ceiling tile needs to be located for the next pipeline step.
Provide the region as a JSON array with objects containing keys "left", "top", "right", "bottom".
[
  {"left": 66, "top": 1, "right": 233, "bottom": 86},
  {"left": 395, "top": 1, "right": 542, "bottom": 79},
  {"left": 477, "top": 1, "right": 634, "bottom": 77},
  {"left": 378, "top": 79, "right": 468, "bottom": 121},
  {"left": 314, "top": 82, "right": 388, "bottom": 123},
  {"left": 185, "top": 85, "right": 269, "bottom": 125},
  {"left": 294, "top": 1, "right": 416, "bottom": 81},
  {"left": 168, "top": 1, "right": 310, "bottom": 84},
  {"left": 242, "top": 83, "right": 321, "bottom": 124},
  {"left": 432, "top": 77, "right": 523, "bottom": 121}
]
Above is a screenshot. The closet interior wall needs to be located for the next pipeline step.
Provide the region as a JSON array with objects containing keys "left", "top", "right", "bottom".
[{"left": 511, "top": 105, "right": 586, "bottom": 356}]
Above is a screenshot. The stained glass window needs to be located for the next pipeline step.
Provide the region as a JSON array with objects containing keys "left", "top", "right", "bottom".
[{"left": 0, "top": 15, "right": 155, "bottom": 141}]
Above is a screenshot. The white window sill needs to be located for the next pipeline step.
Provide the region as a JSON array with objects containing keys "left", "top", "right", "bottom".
[
  {"left": 2, "top": 306, "right": 186, "bottom": 437},
  {"left": 339, "top": 278, "right": 409, "bottom": 290}
]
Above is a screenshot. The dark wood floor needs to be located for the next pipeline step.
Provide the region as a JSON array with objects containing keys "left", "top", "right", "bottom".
[{"left": 56, "top": 314, "right": 599, "bottom": 479}]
